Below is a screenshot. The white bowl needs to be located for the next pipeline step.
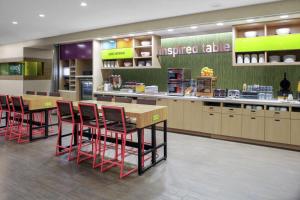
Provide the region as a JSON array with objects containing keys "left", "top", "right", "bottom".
[
  {"left": 141, "top": 52, "right": 151, "bottom": 57},
  {"left": 124, "top": 62, "right": 132, "bottom": 67},
  {"left": 269, "top": 55, "right": 280, "bottom": 63},
  {"left": 276, "top": 28, "right": 290, "bottom": 35},
  {"left": 244, "top": 31, "right": 257, "bottom": 38},
  {"left": 141, "top": 41, "right": 151, "bottom": 46},
  {"left": 283, "top": 55, "right": 296, "bottom": 63}
]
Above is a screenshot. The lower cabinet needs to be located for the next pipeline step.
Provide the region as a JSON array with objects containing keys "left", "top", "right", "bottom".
[
  {"left": 202, "top": 111, "right": 221, "bottom": 134},
  {"left": 168, "top": 99, "right": 184, "bottom": 129},
  {"left": 157, "top": 98, "right": 169, "bottom": 127},
  {"left": 291, "top": 119, "right": 300, "bottom": 145},
  {"left": 241, "top": 115, "right": 265, "bottom": 140},
  {"left": 265, "top": 118, "right": 291, "bottom": 144},
  {"left": 183, "top": 100, "right": 203, "bottom": 132},
  {"left": 221, "top": 114, "right": 242, "bottom": 137}
]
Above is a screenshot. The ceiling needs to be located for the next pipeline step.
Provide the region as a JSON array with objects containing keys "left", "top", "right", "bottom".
[{"left": 0, "top": 0, "right": 280, "bottom": 45}]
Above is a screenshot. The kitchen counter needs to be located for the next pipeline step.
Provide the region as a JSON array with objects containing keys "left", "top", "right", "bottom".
[{"left": 94, "top": 91, "right": 300, "bottom": 107}]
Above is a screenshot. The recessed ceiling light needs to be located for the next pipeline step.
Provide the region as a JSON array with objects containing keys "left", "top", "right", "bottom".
[
  {"left": 280, "top": 15, "right": 289, "bottom": 19},
  {"left": 96, "top": 38, "right": 102, "bottom": 40},
  {"left": 39, "top": 14, "right": 45, "bottom": 18},
  {"left": 216, "top": 22, "right": 224, "bottom": 26},
  {"left": 147, "top": 31, "right": 154, "bottom": 34},
  {"left": 190, "top": 26, "right": 198, "bottom": 29},
  {"left": 12, "top": 21, "right": 18, "bottom": 25},
  {"left": 246, "top": 19, "right": 255, "bottom": 23},
  {"left": 167, "top": 29, "right": 174, "bottom": 32},
  {"left": 80, "top": 2, "right": 87, "bottom": 7},
  {"left": 129, "top": 33, "right": 135, "bottom": 37}
]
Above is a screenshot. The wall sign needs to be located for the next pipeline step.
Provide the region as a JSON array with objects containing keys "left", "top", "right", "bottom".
[
  {"left": 101, "top": 48, "right": 133, "bottom": 60},
  {"left": 158, "top": 42, "right": 231, "bottom": 57}
]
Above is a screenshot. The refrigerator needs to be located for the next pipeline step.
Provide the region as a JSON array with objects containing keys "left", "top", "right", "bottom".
[{"left": 80, "top": 79, "right": 93, "bottom": 100}]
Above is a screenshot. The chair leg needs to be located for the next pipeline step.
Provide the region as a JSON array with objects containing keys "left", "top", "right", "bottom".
[
  {"left": 56, "top": 121, "right": 62, "bottom": 156},
  {"left": 76, "top": 124, "right": 84, "bottom": 164},
  {"left": 67, "top": 124, "right": 75, "bottom": 161}
]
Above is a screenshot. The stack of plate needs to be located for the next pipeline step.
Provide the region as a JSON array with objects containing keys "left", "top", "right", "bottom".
[{"left": 283, "top": 55, "right": 296, "bottom": 63}]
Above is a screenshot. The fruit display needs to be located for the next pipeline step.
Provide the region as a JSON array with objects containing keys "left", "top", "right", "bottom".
[{"left": 200, "top": 67, "right": 214, "bottom": 77}]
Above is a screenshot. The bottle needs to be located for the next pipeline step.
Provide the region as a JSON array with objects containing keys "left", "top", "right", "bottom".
[{"left": 242, "top": 83, "right": 247, "bottom": 92}]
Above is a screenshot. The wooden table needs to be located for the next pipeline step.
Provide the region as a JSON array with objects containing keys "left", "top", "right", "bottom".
[
  {"left": 22, "top": 95, "right": 62, "bottom": 141},
  {"left": 73, "top": 100, "right": 168, "bottom": 175}
]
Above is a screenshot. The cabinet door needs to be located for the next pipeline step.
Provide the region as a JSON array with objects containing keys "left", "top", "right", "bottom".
[
  {"left": 202, "top": 111, "right": 221, "bottom": 134},
  {"left": 221, "top": 114, "right": 242, "bottom": 137},
  {"left": 183, "top": 100, "right": 203, "bottom": 132},
  {"left": 168, "top": 99, "right": 184, "bottom": 129},
  {"left": 242, "top": 115, "right": 264, "bottom": 140},
  {"left": 157, "top": 98, "right": 169, "bottom": 127},
  {"left": 265, "top": 118, "right": 291, "bottom": 144},
  {"left": 291, "top": 119, "right": 300, "bottom": 145}
]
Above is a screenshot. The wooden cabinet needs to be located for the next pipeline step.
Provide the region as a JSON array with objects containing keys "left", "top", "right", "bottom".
[
  {"left": 242, "top": 115, "right": 265, "bottom": 140},
  {"left": 291, "top": 111, "right": 300, "bottom": 145},
  {"left": 265, "top": 118, "right": 291, "bottom": 144},
  {"left": 168, "top": 99, "right": 184, "bottom": 129},
  {"left": 221, "top": 114, "right": 242, "bottom": 137},
  {"left": 183, "top": 100, "right": 203, "bottom": 132},
  {"left": 202, "top": 110, "right": 221, "bottom": 135},
  {"left": 157, "top": 98, "right": 169, "bottom": 127}
]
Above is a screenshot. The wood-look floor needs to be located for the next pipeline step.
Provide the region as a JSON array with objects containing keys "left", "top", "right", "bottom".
[{"left": 0, "top": 126, "right": 300, "bottom": 200}]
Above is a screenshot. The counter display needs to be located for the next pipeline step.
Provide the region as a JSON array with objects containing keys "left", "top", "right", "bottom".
[{"left": 94, "top": 91, "right": 300, "bottom": 150}]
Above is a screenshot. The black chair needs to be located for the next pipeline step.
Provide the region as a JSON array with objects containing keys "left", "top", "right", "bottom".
[
  {"left": 96, "top": 95, "right": 113, "bottom": 102},
  {"left": 136, "top": 98, "right": 156, "bottom": 105},
  {"left": 0, "top": 95, "right": 11, "bottom": 137},
  {"left": 37, "top": 91, "right": 47, "bottom": 96},
  {"left": 56, "top": 100, "right": 80, "bottom": 161},
  {"left": 49, "top": 92, "right": 60, "bottom": 97},
  {"left": 115, "top": 96, "right": 133, "bottom": 103},
  {"left": 26, "top": 91, "right": 35, "bottom": 95}
]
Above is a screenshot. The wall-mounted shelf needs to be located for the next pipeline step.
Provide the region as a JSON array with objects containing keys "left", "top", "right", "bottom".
[
  {"left": 100, "top": 66, "right": 160, "bottom": 70},
  {"left": 232, "top": 18, "right": 300, "bottom": 67}
]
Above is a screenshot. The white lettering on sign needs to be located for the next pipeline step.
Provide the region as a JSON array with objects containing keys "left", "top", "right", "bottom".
[{"left": 158, "top": 42, "right": 231, "bottom": 57}]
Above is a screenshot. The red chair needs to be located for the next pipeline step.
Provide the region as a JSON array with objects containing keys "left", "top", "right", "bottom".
[
  {"left": 101, "top": 106, "right": 142, "bottom": 178},
  {"left": 0, "top": 95, "right": 11, "bottom": 138},
  {"left": 56, "top": 100, "right": 80, "bottom": 161},
  {"left": 9, "top": 96, "right": 30, "bottom": 143},
  {"left": 77, "top": 103, "right": 105, "bottom": 168}
]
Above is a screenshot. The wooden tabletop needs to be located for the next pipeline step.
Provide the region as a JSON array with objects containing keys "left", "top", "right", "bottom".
[
  {"left": 73, "top": 100, "right": 168, "bottom": 128},
  {"left": 23, "top": 95, "right": 63, "bottom": 111}
]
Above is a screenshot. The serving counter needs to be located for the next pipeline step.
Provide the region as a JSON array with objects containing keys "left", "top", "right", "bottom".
[{"left": 94, "top": 91, "right": 300, "bottom": 150}]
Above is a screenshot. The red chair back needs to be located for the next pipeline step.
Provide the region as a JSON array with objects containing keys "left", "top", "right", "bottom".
[
  {"left": 78, "top": 103, "right": 100, "bottom": 127},
  {"left": 0, "top": 95, "right": 10, "bottom": 111},
  {"left": 56, "top": 100, "right": 76, "bottom": 123},
  {"left": 11, "top": 96, "right": 25, "bottom": 113},
  {"left": 101, "top": 106, "right": 127, "bottom": 132}
]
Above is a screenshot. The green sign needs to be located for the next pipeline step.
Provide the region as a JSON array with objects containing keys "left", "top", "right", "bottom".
[
  {"left": 44, "top": 102, "right": 52, "bottom": 107},
  {"left": 152, "top": 114, "right": 160, "bottom": 122},
  {"left": 235, "top": 33, "right": 300, "bottom": 52},
  {"left": 101, "top": 48, "right": 133, "bottom": 60}
]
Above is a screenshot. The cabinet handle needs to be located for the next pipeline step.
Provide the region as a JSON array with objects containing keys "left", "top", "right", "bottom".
[
  {"left": 229, "top": 108, "right": 234, "bottom": 111},
  {"left": 251, "top": 117, "right": 256, "bottom": 120},
  {"left": 173, "top": 100, "right": 177, "bottom": 102},
  {"left": 209, "top": 113, "right": 214, "bottom": 116},
  {"left": 275, "top": 119, "right": 280, "bottom": 122},
  {"left": 209, "top": 107, "right": 213, "bottom": 109},
  {"left": 251, "top": 110, "right": 256, "bottom": 113},
  {"left": 229, "top": 115, "right": 234, "bottom": 118},
  {"left": 191, "top": 101, "right": 195, "bottom": 103},
  {"left": 275, "top": 112, "right": 280, "bottom": 114}
]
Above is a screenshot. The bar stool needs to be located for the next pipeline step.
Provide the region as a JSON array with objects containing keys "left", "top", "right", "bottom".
[
  {"left": 9, "top": 96, "right": 30, "bottom": 143},
  {"left": 49, "top": 92, "right": 60, "bottom": 97},
  {"left": 37, "top": 91, "right": 47, "bottom": 96},
  {"left": 25, "top": 91, "right": 35, "bottom": 95},
  {"left": 97, "top": 95, "right": 113, "bottom": 102},
  {"left": 56, "top": 100, "right": 80, "bottom": 161},
  {"left": 101, "top": 105, "right": 141, "bottom": 178},
  {"left": 115, "top": 97, "right": 133, "bottom": 103},
  {"left": 136, "top": 98, "right": 156, "bottom": 105},
  {"left": 77, "top": 103, "right": 104, "bottom": 168},
  {"left": 0, "top": 95, "right": 11, "bottom": 137}
]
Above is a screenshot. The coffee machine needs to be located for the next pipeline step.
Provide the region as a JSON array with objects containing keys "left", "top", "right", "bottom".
[{"left": 278, "top": 72, "right": 292, "bottom": 99}]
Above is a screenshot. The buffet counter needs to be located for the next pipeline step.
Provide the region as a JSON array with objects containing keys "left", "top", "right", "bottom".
[{"left": 94, "top": 91, "right": 300, "bottom": 151}]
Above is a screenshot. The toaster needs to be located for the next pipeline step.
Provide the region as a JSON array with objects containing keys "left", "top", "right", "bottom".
[{"left": 227, "top": 90, "right": 240, "bottom": 99}]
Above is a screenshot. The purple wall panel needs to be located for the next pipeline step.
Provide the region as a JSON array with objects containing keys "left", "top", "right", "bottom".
[{"left": 60, "top": 41, "right": 92, "bottom": 60}]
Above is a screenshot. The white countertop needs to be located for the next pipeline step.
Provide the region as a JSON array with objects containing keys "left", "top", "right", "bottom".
[{"left": 94, "top": 91, "right": 300, "bottom": 107}]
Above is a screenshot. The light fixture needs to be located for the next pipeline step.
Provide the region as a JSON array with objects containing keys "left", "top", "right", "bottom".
[
  {"left": 96, "top": 38, "right": 102, "bottom": 40},
  {"left": 167, "top": 29, "right": 174, "bottom": 32},
  {"left": 246, "top": 19, "right": 255, "bottom": 23},
  {"left": 216, "top": 22, "right": 224, "bottom": 26},
  {"left": 190, "top": 26, "right": 198, "bottom": 29},
  {"left": 112, "top": 36, "right": 117, "bottom": 39},
  {"left": 147, "top": 31, "right": 154, "bottom": 34},
  {"left": 39, "top": 14, "right": 45, "bottom": 18},
  {"left": 280, "top": 15, "right": 289, "bottom": 19},
  {"left": 12, "top": 21, "right": 18, "bottom": 25},
  {"left": 129, "top": 33, "right": 135, "bottom": 37},
  {"left": 80, "top": 2, "right": 87, "bottom": 7}
]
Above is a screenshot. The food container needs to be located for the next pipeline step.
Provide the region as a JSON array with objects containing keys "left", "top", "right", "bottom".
[
  {"left": 269, "top": 55, "right": 280, "bottom": 63},
  {"left": 145, "top": 85, "right": 159, "bottom": 94},
  {"left": 124, "top": 61, "right": 132, "bottom": 67},
  {"left": 283, "top": 55, "right": 296, "bottom": 63},
  {"left": 145, "top": 60, "right": 152, "bottom": 66},
  {"left": 135, "top": 83, "right": 145, "bottom": 93},
  {"left": 259, "top": 54, "right": 265, "bottom": 63},
  {"left": 251, "top": 54, "right": 258, "bottom": 63},
  {"left": 141, "top": 51, "right": 151, "bottom": 57},
  {"left": 256, "top": 106, "right": 263, "bottom": 110},
  {"left": 138, "top": 60, "right": 145, "bottom": 66},
  {"left": 141, "top": 41, "right": 151, "bottom": 46},
  {"left": 237, "top": 54, "right": 243, "bottom": 64},
  {"left": 244, "top": 31, "right": 257, "bottom": 38},
  {"left": 244, "top": 54, "right": 250, "bottom": 63},
  {"left": 276, "top": 28, "right": 290, "bottom": 35}
]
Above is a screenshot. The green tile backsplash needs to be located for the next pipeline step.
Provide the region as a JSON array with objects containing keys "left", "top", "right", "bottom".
[{"left": 114, "top": 32, "right": 300, "bottom": 94}]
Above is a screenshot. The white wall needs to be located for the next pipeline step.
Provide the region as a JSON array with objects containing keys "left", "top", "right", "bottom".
[
  {"left": 0, "top": 43, "right": 24, "bottom": 60},
  {"left": 23, "top": 80, "right": 52, "bottom": 93},
  {"left": 0, "top": 80, "right": 23, "bottom": 95}
]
